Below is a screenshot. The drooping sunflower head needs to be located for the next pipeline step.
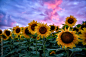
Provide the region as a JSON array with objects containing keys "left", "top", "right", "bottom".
[
  {"left": 72, "top": 27, "right": 79, "bottom": 32},
  {"left": 65, "top": 15, "right": 77, "bottom": 27},
  {"left": 80, "top": 22, "right": 86, "bottom": 30},
  {"left": 35, "top": 23, "right": 51, "bottom": 38},
  {"left": 4, "top": 29, "right": 11, "bottom": 38},
  {"left": 79, "top": 28, "right": 86, "bottom": 45},
  {"left": 23, "top": 27, "right": 31, "bottom": 38},
  {"left": 56, "top": 26, "right": 59, "bottom": 32},
  {"left": 13, "top": 26, "right": 21, "bottom": 35},
  {"left": 0, "top": 29, "right": 2, "bottom": 35},
  {"left": 49, "top": 24, "right": 56, "bottom": 32},
  {"left": 2, "top": 34, "right": 9, "bottom": 40},
  {"left": 56, "top": 27, "right": 79, "bottom": 49},
  {"left": 28, "top": 20, "right": 38, "bottom": 35}
]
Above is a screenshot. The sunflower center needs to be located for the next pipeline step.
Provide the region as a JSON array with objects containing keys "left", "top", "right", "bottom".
[
  {"left": 61, "top": 32, "right": 74, "bottom": 44},
  {"left": 68, "top": 18, "right": 74, "bottom": 24},
  {"left": 51, "top": 26, "right": 55, "bottom": 30},
  {"left": 25, "top": 28, "right": 31, "bottom": 35},
  {"left": 16, "top": 28, "right": 20, "bottom": 33},
  {"left": 39, "top": 27, "right": 47, "bottom": 34},
  {"left": 0, "top": 30, "right": 2, "bottom": 34},
  {"left": 31, "top": 24, "right": 37, "bottom": 31},
  {"left": 5, "top": 31, "right": 10, "bottom": 36}
]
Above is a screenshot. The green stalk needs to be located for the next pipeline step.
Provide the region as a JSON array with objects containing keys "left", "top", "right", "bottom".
[
  {"left": 29, "top": 38, "right": 30, "bottom": 51},
  {"left": 43, "top": 37, "right": 46, "bottom": 57},
  {"left": 29, "top": 37, "right": 31, "bottom": 52},
  {"left": 12, "top": 33, "right": 14, "bottom": 51},
  {"left": 36, "top": 37, "right": 37, "bottom": 54},
  {"left": 65, "top": 49, "right": 69, "bottom": 57},
  {"left": 19, "top": 35, "right": 21, "bottom": 53},
  {"left": 1, "top": 37, "right": 3, "bottom": 57}
]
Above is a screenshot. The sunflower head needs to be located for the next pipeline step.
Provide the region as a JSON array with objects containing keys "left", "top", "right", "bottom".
[
  {"left": 35, "top": 23, "right": 51, "bottom": 38},
  {"left": 72, "top": 27, "right": 79, "bottom": 32},
  {"left": 49, "top": 24, "right": 56, "bottom": 32},
  {"left": 79, "top": 28, "right": 86, "bottom": 45},
  {"left": 28, "top": 20, "right": 38, "bottom": 35},
  {"left": 65, "top": 15, "right": 77, "bottom": 27},
  {"left": 23, "top": 27, "right": 31, "bottom": 38},
  {"left": 13, "top": 26, "right": 21, "bottom": 35},
  {"left": 2, "top": 34, "right": 9, "bottom": 40},
  {"left": 56, "top": 26, "right": 59, "bottom": 32},
  {"left": 4, "top": 29, "right": 11, "bottom": 38},
  {"left": 56, "top": 27, "right": 79, "bottom": 48},
  {"left": 0, "top": 29, "right": 2, "bottom": 35},
  {"left": 80, "top": 22, "right": 86, "bottom": 30}
]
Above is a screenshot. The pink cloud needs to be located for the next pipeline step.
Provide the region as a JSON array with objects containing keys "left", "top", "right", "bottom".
[
  {"left": 44, "top": 0, "right": 62, "bottom": 9},
  {"left": 43, "top": 0, "right": 63, "bottom": 23}
]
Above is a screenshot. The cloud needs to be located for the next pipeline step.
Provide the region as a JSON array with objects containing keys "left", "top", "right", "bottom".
[
  {"left": 40, "top": 0, "right": 63, "bottom": 22},
  {"left": 0, "top": 10, "right": 16, "bottom": 29},
  {"left": 0, "top": 0, "right": 86, "bottom": 30}
]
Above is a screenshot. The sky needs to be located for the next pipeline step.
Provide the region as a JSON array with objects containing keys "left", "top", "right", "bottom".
[{"left": 0, "top": 0, "right": 86, "bottom": 30}]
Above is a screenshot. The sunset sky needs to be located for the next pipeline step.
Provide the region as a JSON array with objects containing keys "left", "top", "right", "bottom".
[{"left": 0, "top": 0, "right": 86, "bottom": 30}]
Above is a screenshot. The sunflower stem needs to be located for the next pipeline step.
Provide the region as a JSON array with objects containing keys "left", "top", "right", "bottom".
[
  {"left": 19, "top": 35, "right": 21, "bottom": 53},
  {"left": 43, "top": 37, "right": 46, "bottom": 57},
  {"left": 65, "top": 49, "right": 69, "bottom": 57},
  {"left": 69, "top": 51, "right": 78, "bottom": 57},
  {"left": 12, "top": 33, "right": 14, "bottom": 51},
  {"left": 36, "top": 37, "right": 37, "bottom": 54},
  {"left": 29, "top": 37, "right": 31, "bottom": 51},
  {"left": 1, "top": 37, "right": 3, "bottom": 57}
]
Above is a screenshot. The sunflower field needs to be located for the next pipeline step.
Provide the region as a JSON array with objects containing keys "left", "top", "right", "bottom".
[{"left": 0, "top": 15, "right": 86, "bottom": 57}]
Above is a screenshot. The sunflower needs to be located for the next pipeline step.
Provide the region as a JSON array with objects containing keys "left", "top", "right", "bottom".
[
  {"left": 56, "top": 26, "right": 59, "bottom": 32},
  {"left": 13, "top": 26, "right": 21, "bottom": 36},
  {"left": 3, "top": 29, "right": 11, "bottom": 39},
  {"left": 79, "top": 22, "right": 86, "bottom": 30},
  {"left": 72, "top": 27, "right": 79, "bottom": 32},
  {"left": 0, "top": 29, "right": 2, "bottom": 35},
  {"left": 49, "top": 24, "right": 56, "bottom": 32},
  {"left": 79, "top": 28, "right": 86, "bottom": 45},
  {"left": 65, "top": 15, "right": 77, "bottom": 27},
  {"left": 28, "top": 20, "right": 38, "bottom": 35},
  {"left": 2, "top": 34, "right": 9, "bottom": 40},
  {"left": 35, "top": 23, "right": 51, "bottom": 38},
  {"left": 56, "top": 27, "right": 79, "bottom": 48},
  {"left": 22, "top": 27, "right": 31, "bottom": 38}
]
